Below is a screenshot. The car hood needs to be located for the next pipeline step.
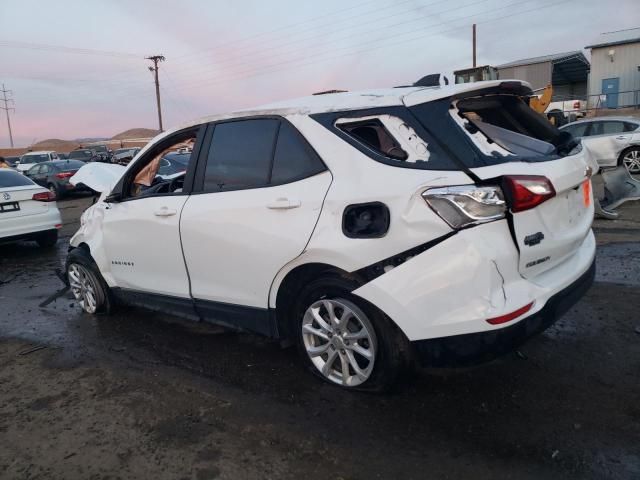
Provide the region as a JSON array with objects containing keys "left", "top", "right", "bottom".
[{"left": 70, "top": 162, "right": 125, "bottom": 193}]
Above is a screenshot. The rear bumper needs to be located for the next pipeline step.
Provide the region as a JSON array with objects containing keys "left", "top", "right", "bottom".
[
  {"left": 0, "top": 209, "right": 62, "bottom": 241},
  {"left": 411, "top": 258, "right": 595, "bottom": 367}
]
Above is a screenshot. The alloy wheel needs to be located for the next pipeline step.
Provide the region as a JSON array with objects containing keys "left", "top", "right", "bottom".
[
  {"left": 302, "top": 298, "right": 377, "bottom": 387},
  {"left": 68, "top": 263, "right": 99, "bottom": 313},
  {"left": 622, "top": 149, "right": 640, "bottom": 174}
]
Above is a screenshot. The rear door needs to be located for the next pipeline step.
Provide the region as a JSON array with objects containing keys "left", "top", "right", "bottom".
[
  {"left": 180, "top": 117, "right": 331, "bottom": 318},
  {"left": 581, "top": 120, "right": 631, "bottom": 168}
]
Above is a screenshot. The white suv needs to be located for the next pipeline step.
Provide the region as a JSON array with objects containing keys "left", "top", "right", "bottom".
[
  {"left": 66, "top": 80, "right": 596, "bottom": 391},
  {"left": 16, "top": 151, "right": 59, "bottom": 173}
]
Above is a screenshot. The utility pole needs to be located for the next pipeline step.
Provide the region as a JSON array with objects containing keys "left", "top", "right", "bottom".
[
  {"left": 472, "top": 24, "right": 477, "bottom": 68},
  {"left": 146, "top": 55, "right": 165, "bottom": 132},
  {"left": 0, "top": 84, "right": 15, "bottom": 148}
]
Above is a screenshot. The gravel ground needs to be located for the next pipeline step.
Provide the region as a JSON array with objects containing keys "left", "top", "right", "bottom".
[{"left": 0, "top": 194, "right": 639, "bottom": 480}]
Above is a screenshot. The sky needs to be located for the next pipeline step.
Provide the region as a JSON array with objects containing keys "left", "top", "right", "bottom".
[{"left": 0, "top": 0, "right": 639, "bottom": 147}]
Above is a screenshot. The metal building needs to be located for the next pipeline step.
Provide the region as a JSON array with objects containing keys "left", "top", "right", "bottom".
[
  {"left": 585, "top": 28, "right": 640, "bottom": 109},
  {"left": 495, "top": 51, "right": 590, "bottom": 100}
]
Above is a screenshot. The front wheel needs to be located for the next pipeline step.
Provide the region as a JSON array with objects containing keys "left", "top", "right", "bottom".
[
  {"left": 66, "top": 248, "right": 110, "bottom": 314},
  {"left": 620, "top": 147, "right": 640, "bottom": 174},
  {"left": 293, "top": 276, "right": 409, "bottom": 391}
]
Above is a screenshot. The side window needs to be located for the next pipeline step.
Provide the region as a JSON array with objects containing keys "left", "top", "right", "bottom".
[
  {"left": 338, "top": 119, "right": 407, "bottom": 160},
  {"left": 203, "top": 119, "right": 279, "bottom": 191},
  {"left": 565, "top": 123, "right": 589, "bottom": 138},
  {"left": 588, "top": 122, "right": 603, "bottom": 136},
  {"left": 40, "top": 165, "right": 50, "bottom": 174},
  {"left": 271, "top": 122, "right": 325, "bottom": 184},
  {"left": 624, "top": 122, "right": 639, "bottom": 132},
  {"left": 602, "top": 121, "right": 626, "bottom": 135},
  {"left": 28, "top": 164, "right": 41, "bottom": 174}
]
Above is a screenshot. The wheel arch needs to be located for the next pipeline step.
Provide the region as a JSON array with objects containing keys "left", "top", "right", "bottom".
[{"left": 273, "top": 262, "right": 364, "bottom": 341}]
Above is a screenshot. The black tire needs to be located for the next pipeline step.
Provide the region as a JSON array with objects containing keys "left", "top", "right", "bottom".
[
  {"left": 65, "top": 247, "right": 113, "bottom": 314},
  {"left": 36, "top": 229, "right": 58, "bottom": 248},
  {"left": 292, "top": 274, "right": 409, "bottom": 392},
  {"left": 47, "top": 183, "right": 62, "bottom": 200}
]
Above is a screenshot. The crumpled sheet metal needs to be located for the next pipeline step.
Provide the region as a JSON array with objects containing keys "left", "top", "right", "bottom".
[{"left": 592, "top": 166, "right": 640, "bottom": 218}]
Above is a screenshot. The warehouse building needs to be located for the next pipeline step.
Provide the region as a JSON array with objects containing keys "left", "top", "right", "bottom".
[
  {"left": 494, "top": 51, "right": 590, "bottom": 100},
  {"left": 585, "top": 27, "right": 640, "bottom": 109}
]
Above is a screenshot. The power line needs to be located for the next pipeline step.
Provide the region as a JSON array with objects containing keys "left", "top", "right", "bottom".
[
  {"left": 0, "top": 40, "right": 142, "bottom": 59},
  {"left": 0, "top": 84, "right": 15, "bottom": 148}
]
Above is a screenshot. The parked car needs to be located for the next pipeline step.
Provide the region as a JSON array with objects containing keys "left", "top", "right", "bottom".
[
  {"left": 66, "top": 80, "right": 595, "bottom": 391},
  {"left": 560, "top": 117, "right": 640, "bottom": 173},
  {"left": 3, "top": 156, "right": 20, "bottom": 168},
  {"left": 90, "top": 144, "right": 112, "bottom": 162},
  {"left": 0, "top": 169, "right": 61, "bottom": 247},
  {"left": 16, "top": 151, "right": 59, "bottom": 173},
  {"left": 57, "top": 152, "right": 69, "bottom": 160},
  {"left": 112, "top": 147, "right": 141, "bottom": 165},
  {"left": 25, "top": 160, "right": 89, "bottom": 198},
  {"left": 546, "top": 99, "right": 587, "bottom": 126},
  {"left": 68, "top": 149, "right": 100, "bottom": 163}
]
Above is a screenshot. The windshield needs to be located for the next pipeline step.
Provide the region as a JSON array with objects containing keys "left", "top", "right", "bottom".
[
  {"left": 21, "top": 154, "right": 48, "bottom": 164},
  {"left": 69, "top": 150, "right": 92, "bottom": 159},
  {"left": 54, "top": 160, "right": 85, "bottom": 171}
]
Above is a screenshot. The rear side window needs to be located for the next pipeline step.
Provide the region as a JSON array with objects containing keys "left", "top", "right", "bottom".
[
  {"left": 563, "top": 123, "right": 589, "bottom": 138},
  {"left": 338, "top": 119, "right": 406, "bottom": 160},
  {"left": 0, "top": 170, "right": 35, "bottom": 187},
  {"left": 624, "top": 122, "right": 639, "bottom": 132},
  {"left": 204, "top": 119, "right": 279, "bottom": 191},
  {"left": 271, "top": 122, "right": 325, "bottom": 184}
]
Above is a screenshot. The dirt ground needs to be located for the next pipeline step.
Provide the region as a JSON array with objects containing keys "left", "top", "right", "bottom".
[{"left": 0, "top": 194, "right": 639, "bottom": 480}]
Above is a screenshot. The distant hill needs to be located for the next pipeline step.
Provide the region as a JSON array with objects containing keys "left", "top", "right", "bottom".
[
  {"left": 31, "top": 138, "right": 81, "bottom": 152},
  {"left": 111, "top": 128, "right": 159, "bottom": 140}
]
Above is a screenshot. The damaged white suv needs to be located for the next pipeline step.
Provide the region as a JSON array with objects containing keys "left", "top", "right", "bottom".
[{"left": 67, "top": 80, "right": 596, "bottom": 391}]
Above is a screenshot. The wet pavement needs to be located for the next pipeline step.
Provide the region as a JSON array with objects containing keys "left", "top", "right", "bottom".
[{"left": 1, "top": 195, "right": 639, "bottom": 479}]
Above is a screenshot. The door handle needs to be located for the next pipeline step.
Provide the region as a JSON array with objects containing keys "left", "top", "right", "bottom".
[
  {"left": 266, "top": 198, "right": 301, "bottom": 210},
  {"left": 154, "top": 207, "right": 177, "bottom": 217},
  {"left": 615, "top": 135, "right": 628, "bottom": 140}
]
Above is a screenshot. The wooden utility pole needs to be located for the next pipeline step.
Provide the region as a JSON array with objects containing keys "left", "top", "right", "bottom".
[
  {"left": 472, "top": 24, "right": 477, "bottom": 68},
  {"left": 146, "top": 55, "right": 165, "bottom": 132},
  {"left": 0, "top": 84, "right": 15, "bottom": 147}
]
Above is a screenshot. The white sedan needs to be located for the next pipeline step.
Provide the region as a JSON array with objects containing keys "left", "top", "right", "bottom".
[
  {"left": 0, "top": 169, "right": 62, "bottom": 247},
  {"left": 560, "top": 117, "right": 640, "bottom": 173}
]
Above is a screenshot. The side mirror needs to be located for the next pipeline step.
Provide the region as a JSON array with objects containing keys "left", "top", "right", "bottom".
[{"left": 104, "top": 192, "right": 121, "bottom": 203}]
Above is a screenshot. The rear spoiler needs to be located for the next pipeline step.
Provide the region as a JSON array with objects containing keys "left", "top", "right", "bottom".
[{"left": 451, "top": 81, "right": 534, "bottom": 100}]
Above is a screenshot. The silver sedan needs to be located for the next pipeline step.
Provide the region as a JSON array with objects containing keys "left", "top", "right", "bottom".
[{"left": 560, "top": 117, "right": 640, "bottom": 174}]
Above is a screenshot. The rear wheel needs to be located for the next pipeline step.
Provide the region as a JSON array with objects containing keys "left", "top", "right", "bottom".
[
  {"left": 66, "top": 248, "right": 111, "bottom": 314},
  {"left": 620, "top": 147, "right": 640, "bottom": 174},
  {"left": 48, "top": 183, "right": 62, "bottom": 199},
  {"left": 293, "top": 275, "right": 408, "bottom": 391},
  {"left": 36, "top": 229, "right": 58, "bottom": 248}
]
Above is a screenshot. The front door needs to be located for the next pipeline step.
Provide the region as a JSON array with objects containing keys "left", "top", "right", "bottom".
[
  {"left": 602, "top": 78, "right": 619, "bottom": 109},
  {"left": 100, "top": 127, "right": 203, "bottom": 299},
  {"left": 180, "top": 118, "right": 331, "bottom": 326}
]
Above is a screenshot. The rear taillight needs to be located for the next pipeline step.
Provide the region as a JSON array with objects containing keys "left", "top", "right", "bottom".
[
  {"left": 502, "top": 175, "right": 555, "bottom": 213},
  {"left": 422, "top": 185, "right": 506, "bottom": 229},
  {"left": 32, "top": 191, "right": 56, "bottom": 202},
  {"left": 572, "top": 101, "right": 580, "bottom": 109},
  {"left": 55, "top": 171, "right": 74, "bottom": 179}
]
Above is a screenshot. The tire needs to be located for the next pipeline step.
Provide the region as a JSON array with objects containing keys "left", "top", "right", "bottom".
[
  {"left": 619, "top": 146, "right": 640, "bottom": 174},
  {"left": 48, "top": 183, "right": 62, "bottom": 200},
  {"left": 65, "top": 248, "right": 112, "bottom": 314},
  {"left": 292, "top": 274, "right": 409, "bottom": 392},
  {"left": 36, "top": 229, "right": 58, "bottom": 248}
]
